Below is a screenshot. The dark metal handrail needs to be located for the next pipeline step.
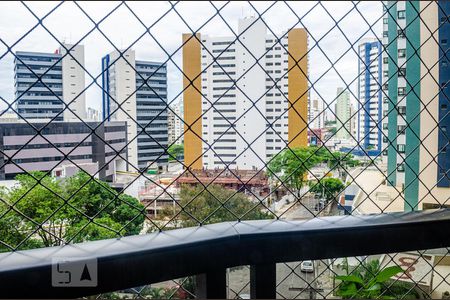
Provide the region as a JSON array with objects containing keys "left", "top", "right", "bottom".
[{"left": 1, "top": 209, "right": 450, "bottom": 298}]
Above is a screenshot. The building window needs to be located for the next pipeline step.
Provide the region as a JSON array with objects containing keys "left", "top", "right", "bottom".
[
  {"left": 398, "top": 68, "right": 406, "bottom": 77},
  {"left": 397, "top": 29, "right": 405, "bottom": 38},
  {"left": 398, "top": 10, "right": 406, "bottom": 19},
  {"left": 397, "top": 163, "right": 405, "bottom": 172},
  {"left": 383, "top": 31, "right": 388, "bottom": 38},
  {"left": 398, "top": 125, "right": 407, "bottom": 134},
  {"left": 398, "top": 49, "right": 406, "bottom": 58},
  {"left": 383, "top": 57, "right": 388, "bottom": 64},
  {"left": 383, "top": 18, "right": 388, "bottom": 24},
  {"left": 398, "top": 106, "right": 406, "bottom": 115},
  {"left": 397, "top": 144, "right": 406, "bottom": 153},
  {"left": 398, "top": 87, "right": 406, "bottom": 96}
]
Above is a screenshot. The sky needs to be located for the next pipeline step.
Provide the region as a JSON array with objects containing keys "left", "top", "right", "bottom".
[{"left": 0, "top": 1, "right": 383, "bottom": 114}]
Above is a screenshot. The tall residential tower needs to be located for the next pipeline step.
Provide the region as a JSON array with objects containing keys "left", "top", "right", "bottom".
[
  {"left": 102, "top": 50, "right": 168, "bottom": 170},
  {"left": 15, "top": 44, "right": 86, "bottom": 121},
  {"left": 335, "top": 87, "right": 352, "bottom": 140},
  {"left": 182, "top": 17, "right": 309, "bottom": 170},
  {"left": 382, "top": 0, "right": 450, "bottom": 210},
  {"left": 357, "top": 39, "right": 383, "bottom": 153}
]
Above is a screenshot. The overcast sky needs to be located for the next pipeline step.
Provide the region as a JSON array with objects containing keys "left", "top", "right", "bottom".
[{"left": 0, "top": 1, "right": 383, "bottom": 114}]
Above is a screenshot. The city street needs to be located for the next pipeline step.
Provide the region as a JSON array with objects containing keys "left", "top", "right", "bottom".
[
  {"left": 277, "top": 194, "right": 339, "bottom": 220},
  {"left": 227, "top": 260, "right": 334, "bottom": 299}
]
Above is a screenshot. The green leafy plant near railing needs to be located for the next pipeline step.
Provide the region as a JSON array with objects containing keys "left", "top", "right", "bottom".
[{"left": 335, "top": 259, "right": 419, "bottom": 299}]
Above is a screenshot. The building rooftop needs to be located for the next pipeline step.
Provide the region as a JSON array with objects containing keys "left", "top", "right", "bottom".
[{"left": 350, "top": 167, "right": 404, "bottom": 214}]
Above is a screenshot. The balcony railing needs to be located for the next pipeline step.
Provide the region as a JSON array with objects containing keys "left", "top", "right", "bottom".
[{"left": 1, "top": 209, "right": 449, "bottom": 298}]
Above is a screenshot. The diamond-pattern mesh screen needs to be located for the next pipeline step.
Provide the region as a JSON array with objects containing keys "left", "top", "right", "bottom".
[{"left": 0, "top": 1, "right": 449, "bottom": 299}]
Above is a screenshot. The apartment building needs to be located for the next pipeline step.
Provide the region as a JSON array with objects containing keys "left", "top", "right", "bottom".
[
  {"left": 15, "top": 44, "right": 86, "bottom": 121},
  {"left": 308, "top": 98, "right": 324, "bottom": 130},
  {"left": 168, "top": 102, "right": 184, "bottom": 146},
  {"left": 0, "top": 121, "right": 127, "bottom": 181},
  {"left": 182, "top": 17, "right": 309, "bottom": 170},
  {"left": 382, "top": 1, "right": 450, "bottom": 210},
  {"left": 357, "top": 39, "right": 383, "bottom": 153},
  {"left": 87, "top": 107, "right": 100, "bottom": 121},
  {"left": 335, "top": 87, "right": 352, "bottom": 140},
  {"left": 102, "top": 50, "right": 168, "bottom": 170}
]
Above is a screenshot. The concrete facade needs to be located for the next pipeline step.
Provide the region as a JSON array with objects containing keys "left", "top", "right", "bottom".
[
  {"left": 382, "top": 0, "right": 450, "bottom": 210},
  {"left": 15, "top": 44, "right": 86, "bottom": 121},
  {"left": 182, "top": 17, "right": 309, "bottom": 170},
  {"left": 357, "top": 39, "right": 382, "bottom": 152},
  {"left": 102, "top": 50, "right": 168, "bottom": 170},
  {"left": 0, "top": 121, "right": 127, "bottom": 181}
]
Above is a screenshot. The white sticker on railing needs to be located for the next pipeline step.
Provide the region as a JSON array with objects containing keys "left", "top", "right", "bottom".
[{"left": 51, "top": 257, "right": 98, "bottom": 287}]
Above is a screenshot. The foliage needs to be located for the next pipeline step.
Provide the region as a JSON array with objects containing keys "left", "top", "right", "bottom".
[
  {"left": 168, "top": 144, "right": 184, "bottom": 161},
  {"left": 319, "top": 151, "right": 360, "bottom": 178},
  {"left": 328, "top": 127, "right": 337, "bottom": 135},
  {"left": 165, "top": 184, "right": 271, "bottom": 227},
  {"left": 325, "top": 120, "right": 337, "bottom": 127},
  {"left": 309, "top": 177, "right": 345, "bottom": 201},
  {"left": 179, "top": 276, "right": 196, "bottom": 299},
  {"left": 268, "top": 147, "right": 321, "bottom": 194},
  {"left": 0, "top": 171, "right": 145, "bottom": 252},
  {"left": 139, "top": 286, "right": 178, "bottom": 299},
  {"left": 335, "top": 258, "right": 419, "bottom": 299}
]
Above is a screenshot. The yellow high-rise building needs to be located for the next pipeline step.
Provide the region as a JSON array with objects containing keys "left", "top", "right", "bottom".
[{"left": 182, "top": 18, "right": 308, "bottom": 170}]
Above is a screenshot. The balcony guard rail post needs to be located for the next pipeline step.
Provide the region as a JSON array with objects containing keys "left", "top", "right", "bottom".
[
  {"left": 250, "top": 263, "right": 277, "bottom": 299},
  {"left": 195, "top": 269, "right": 227, "bottom": 299}
]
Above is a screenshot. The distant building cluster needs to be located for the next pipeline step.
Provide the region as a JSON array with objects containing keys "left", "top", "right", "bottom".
[{"left": 2, "top": 2, "right": 449, "bottom": 209}]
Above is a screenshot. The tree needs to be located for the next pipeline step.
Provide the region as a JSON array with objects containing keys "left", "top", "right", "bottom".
[
  {"left": 268, "top": 147, "right": 321, "bottom": 196},
  {"left": 335, "top": 258, "right": 418, "bottom": 299},
  {"left": 0, "top": 171, "right": 145, "bottom": 252},
  {"left": 309, "top": 178, "right": 345, "bottom": 202},
  {"left": 138, "top": 286, "right": 177, "bottom": 299},
  {"left": 164, "top": 184, "right": 271, "bottom": 227},
  {"left": 168, "top": 144, "right": 184, "bottom": 161},
  {"left": 322, "top": 151, "right": 359, "bottom": 178}
]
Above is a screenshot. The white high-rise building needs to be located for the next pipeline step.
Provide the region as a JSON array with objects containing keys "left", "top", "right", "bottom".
[
  {"left": 186, "top": 17, "right": 309, "bottom": 170},
  {"left": 60, "top": 44, "right": 87, "bottom": 121},
  {"left": 87, "top": 107, "right": 100, "bottom": 121},
  {"left": 308, "top": 98, "right": 324, "bottom": 129},
  {"left": 168, "top": 102, "right": 184, "bottom": 146},
  {"left": 102, "top": 50, "right": 139, "bottom": 169},
  {"left": 335, "top": 87, "right": 352, "bottom": 140},
  {"left": 102, "top": 49, "right": 169, "bottom": 171}
]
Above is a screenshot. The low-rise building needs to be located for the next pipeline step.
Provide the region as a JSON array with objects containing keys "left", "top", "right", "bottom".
[{"left": 0, "top": 121, "right": 128, "bottom": 181}]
